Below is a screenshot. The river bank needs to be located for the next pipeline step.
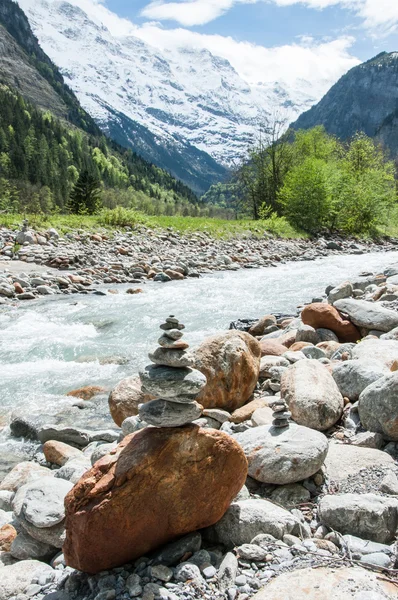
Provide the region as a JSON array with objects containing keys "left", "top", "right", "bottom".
[
  {"left": 1, "top": 222, "right": 397, "bottom": 304},
  {"left": 1, "top": 257, "right": 398, "bottom": 599}
]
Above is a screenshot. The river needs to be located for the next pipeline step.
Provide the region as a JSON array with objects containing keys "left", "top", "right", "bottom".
[{"left": 1, "top": 250, "right": 398, "bottom": 424}]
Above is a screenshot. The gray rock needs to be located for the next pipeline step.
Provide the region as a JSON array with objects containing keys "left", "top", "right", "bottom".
[
  {"left": 235, "top": 423, "right": 328, "bottom": 485},
  {"left": 139, "top": 399, "right": 202, "bottom": 426},
  {"left": 0, "top": 491, "right": 14, "bottom": 511},
  {"left": 380, "top": 326, "right": 398, "bottom": 340},
  {"left": 360, "top": 552, "right": 392, "bottom": 569},
  {"left": 152, "top": 532, "right": 202, "bottom": 566},
  {"left": 53, "top": 458, "right": 90, "bottom": 484},
  {"left": 316, "top": 329, "right": 339, "bottom": 343},
  {"left": 0, "top": 509, "right": 13, "bottom": 528},
  {"left": 217, "top": 552, "right": 238, "bottom": 592},
  {"left": 301, "top": 346, "right": 326, "bottom": 360},
  {"left": 330, "top": 343, "right": 356, "bottom": 361},
  {"left": 380, "top": 471, "right": 398, "bottom": 495},
  {"left": 207, "top": 499, "right": 300, "bottom": 547},
  {"left": 281, "top": 360, "right": 344, "bottom": 431},
  {"left": 148, "top": 348, "right": 195, "bottom": 368},
  {"left": 296, "top": 324, "right": 319, "bottom": 345},
  {"left": 332, "top": 360, "right": 387, "bottom": 401},
  {"left": 328, "top": 281, "right": 353, "bottom": 304},
  {"left": 0, "top": 560, "right": 54, "bottom": 599},
  {"left": 236, "top": 544, "right": 268, "bottom": 561},
  {"left": 126, "top": 574, "right": 142, "bottom": 597},
  {"left": 15, "top": 477, "right": 72, "bottom": 528},
  {"left": 350, "top": 431, "right": 384, "bottom": 449},
  {"left": 324, "top": 443, "right": 394, "bottom": 482},
  {"left": 202, "top": 409, "right": 231, "bottom": 424},
  {"left": 90, "top": 442, "right": 118, "bottom": 465},
  {"left": 358, "top": 372, "right": 398, "bottom": 440},
  {"left": 174, "top": 562, "right": 204, "bottom": 583},
  {"left": 351, "top": 338, "right": 398, "bottom": 368},
  {"left": 10, "top": 531, "right": 56, "bottom": 561},
  {"left": 334, "top": 299, "right": 398, "bottom": 332},
  {"left": 319, "top": 493, "right": 398, "bottom": 543},
  {"left": 140, "top": 365, "right": 206, "bottom": 398},
  {"left": 343, "top": 535, "right": 393, "bottom": 556},
  {"left": 270, "top": 483, "right": 311, "bottom": 508}
]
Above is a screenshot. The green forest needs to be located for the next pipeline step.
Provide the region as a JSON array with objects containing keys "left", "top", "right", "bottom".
[
  {"left": 0, "top": 84, "right": 203, "bottom": 215},
  {"left": 204, "top": 125, "right": 398, "bottom": 235}
]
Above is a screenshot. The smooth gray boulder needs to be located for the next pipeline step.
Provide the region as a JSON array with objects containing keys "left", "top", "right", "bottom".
[
  {"left": 235, "top": 423, "right": 328, "bottom": 485},
  {"left": 281, "top": 360, "right": 343, "bottom": 431},
  {"left": 324, "top": 443, "right": 394, "bottom": 482},
  {"left": 140, "top": 365, "right": 206, "bottom": 397},
  {"left": 0, "top": 560, "right": 54, "bottom": 598},
  {"left": 334, "top": 299, "right": 398, "bottom": 332},
  {"left": 332, "top": 359, "right": 388, "bottom": 400},
  {"left": 206, "top": 499, "right": 300, "bottom": 547},
  {"left": 358, "top": 372, "right": 398, "bottom": 440},
  {"left": 19, "top": 478, "right": 73, "bottom": 528},
  {"left": 10, "top": 531, "right": 56, "bottom": 561},
  {"left": 139, "top": 399, "right": 202, "bottom": 427},
  {"left": 328, "top": 281, "right": 353, "bottom": 304},
  {"left": 343, "top": 535, "right": 393, "bottom": 556},
  {"left": 319, "top": 493, "right": 398, "bottom": 543},
  {"left": 351, "top": 338, "right": 398, "bottom": 368}
]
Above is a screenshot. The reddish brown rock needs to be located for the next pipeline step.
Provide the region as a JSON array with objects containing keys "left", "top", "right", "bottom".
[
  {"left": 194, "top": 331, "right": 261, "bottom": 412},
  {"left": 108, "top": 376, "right": 154, "bottom": 427},
  {"left": 259, "top": 340, "right": 287, "bottom": 357},
  {"left": 43, "top": 441, "right": 84, "bottom": 467},
  {"left": 301, "top": 303, "right": 361, "bottom": 343},
  {"left": 277, "top": 330, "right": 297, "bottom": 348},
  {"left": 230, "top": 397, "right": 270, "bottom": 423},
  {"left": 0, "top": 525, "right": 17, "bottom": 551},
  {"left": 289, "top": 342, "right": 313, "bottom": 352},
  {"left": 249, "top": 315, "right": 277, "bottom": 337},
  {"left": 67, "top": 386, "right": 106, "bottom": 401},
  {"left": 63, "top": 425, "right": 247, "bottom": 573},
  {"left": 13, "top": 282, "right": 23, "bottom": 294},
  {"left": 165, "top": 269, "right": 184, "bottom": 281}
]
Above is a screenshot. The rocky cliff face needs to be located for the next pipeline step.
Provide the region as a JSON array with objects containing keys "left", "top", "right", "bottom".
[
  {"left": 292, "top": 52, "right": 398, "bottom": 156},
  {"left": 17, "top": 0, "right": 328, "bottom": 193}
]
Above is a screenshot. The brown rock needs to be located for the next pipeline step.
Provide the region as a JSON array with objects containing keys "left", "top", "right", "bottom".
[
  {"left": 194, "top": 331, "right": 261, "bottom": 412},
  {"left": 0, "top": 525, "right": 17, "bottom": 552},
  {"left": 91, "top": 234, "right": 102, "bottom": 242},
  {"left": 66, "top": 386, "right": 106, "bottom": 401},
  {"left": 230, "top": 397, "right": 270, "bottom": 423},
  {"left": 13, "top": 282, "right": 23, "bottom": 294},
  {"left": 249, "top": 315, "right": 277, "bottom": 336},
  {"left": 43, "top": 441, "right": 84, "bottom": 466},
  {"left": 277, "top": 330, "right": 297, "bottom": 348},
  {"left": 126, "top": 288, "right": 143, "bottom": 294},
  {"left": 108, "top": 376, "right": 154, "bottom": 427},
  {"left": 289, "top": 342, "right": 313, "bottom": 352},
  {"left": 165, "top": 269, "right": 184, "bottom": 280},
  {"left": 63, "top": 425, "right": 247, "bottom": 574},
  {"left": 259, "top": 340, "right": 287, "bottom": 357},
  {"left": 316, "top": 341, "right": 341, "bottom": 358},
  {"left": 301, "top": 303, "right": 360, "bottom": 343}
]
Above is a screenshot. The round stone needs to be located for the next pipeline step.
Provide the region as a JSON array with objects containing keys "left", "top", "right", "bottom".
[
  {"left": 235, "top": 422, "right": 329, "bottom": 485},
  {"left": 158, "top": 335, "right": 189, "bottom": 350},
  {"left": 163, "top": 329, "right": 184, "bottom": 341},
  {"left": 148, "top": 348, "right": 195, "bottom": 368},
  {"left": 139, "top": 399, "right": 203, "bottom": 427},
  {"left": 140, "top": 365, "right": 206, "bottom": 398}
]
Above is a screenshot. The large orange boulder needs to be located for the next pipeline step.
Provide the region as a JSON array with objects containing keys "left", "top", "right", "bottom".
[
  {"left": 63, "top": 425, "right": 247, "bottom": 573},
  {"left": 301, "top": 303, "right": 360, "bottom": 343},
  {"left": 108, "top": 376, "right": 154, "bottom": 427},
  {"left": 194, "top": 331, "right": 261, "bottom": 412}
]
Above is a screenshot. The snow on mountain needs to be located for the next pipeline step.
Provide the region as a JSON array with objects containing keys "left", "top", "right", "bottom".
[{"left": 16, "top": 0, "right": 347, "bottom": 192}]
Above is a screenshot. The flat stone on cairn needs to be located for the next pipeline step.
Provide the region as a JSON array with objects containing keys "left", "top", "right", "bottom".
[
  {"left": 139, "top": 316, "right": 206, "bottom": 427},
  {"left": 270, "top": 399, "right": 291, "bottom": 428}
]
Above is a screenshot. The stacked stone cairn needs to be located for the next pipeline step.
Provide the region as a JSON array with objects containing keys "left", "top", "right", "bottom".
[
  {"left": 139, "top": 316, "right": 207, "bottom": 427},
  {"left": 270, "top": 398, "right": 291, "bottom": 428}
]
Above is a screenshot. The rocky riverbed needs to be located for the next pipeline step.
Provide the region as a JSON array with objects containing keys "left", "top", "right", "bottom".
[
  {"left": 1, "top": 222, "right": 398, "bottom": 303},
  {"left": 1, "top": 233, "right": 398, "bottom": 599}
]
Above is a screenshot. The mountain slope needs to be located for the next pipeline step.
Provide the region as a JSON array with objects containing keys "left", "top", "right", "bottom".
[
  {"left": 0, "top": 0, "right": 198, "bottom": 210},
  {"left": 292, "top": 52, "right": 398, "bottom": 155},
  {"left": 17, "top": 0, "right": 325, "bottom": 194}
]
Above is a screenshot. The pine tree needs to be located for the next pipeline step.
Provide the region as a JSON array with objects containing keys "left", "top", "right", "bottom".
[{"left": 68, "top": 170, "right": 102, "bottom": 214}]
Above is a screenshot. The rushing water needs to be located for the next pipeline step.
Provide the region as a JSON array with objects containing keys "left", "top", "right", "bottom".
[{"left": 1, "top": 250, "right": 398, "bottom": 424}]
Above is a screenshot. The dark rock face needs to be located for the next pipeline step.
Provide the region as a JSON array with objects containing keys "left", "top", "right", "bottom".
[
  {"left": 292, "top": 52, "right": 398, "bottom": 157},
  {"left": 63, "top": 425, "right": 247, "bottom": 574}
]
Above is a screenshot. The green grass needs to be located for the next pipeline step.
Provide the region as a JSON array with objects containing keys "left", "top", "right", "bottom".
[{"left": 0, "top": 208, "right": 306, "bottom": 239}]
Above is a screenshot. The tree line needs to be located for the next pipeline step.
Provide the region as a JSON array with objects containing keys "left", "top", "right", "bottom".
[{"left": 203, "top": 121, "right": 397, "bottom": 234}]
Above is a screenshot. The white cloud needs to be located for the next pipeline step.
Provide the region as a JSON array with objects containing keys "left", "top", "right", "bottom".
[
  {"left": 141, "top": 0, "right": 256, "bottom": 26},
  {"left": 140, "top": 0, "right": 398, "bottom": 36}
]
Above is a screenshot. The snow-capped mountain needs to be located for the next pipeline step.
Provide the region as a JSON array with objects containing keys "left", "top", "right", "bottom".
[{"left": 17, "top": 0, "right": 340, "bottom": 193}]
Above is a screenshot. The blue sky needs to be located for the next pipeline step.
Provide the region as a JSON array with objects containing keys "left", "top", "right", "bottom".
[{"left": 103, "top": 0, "right": 397, "bottom": 61}]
